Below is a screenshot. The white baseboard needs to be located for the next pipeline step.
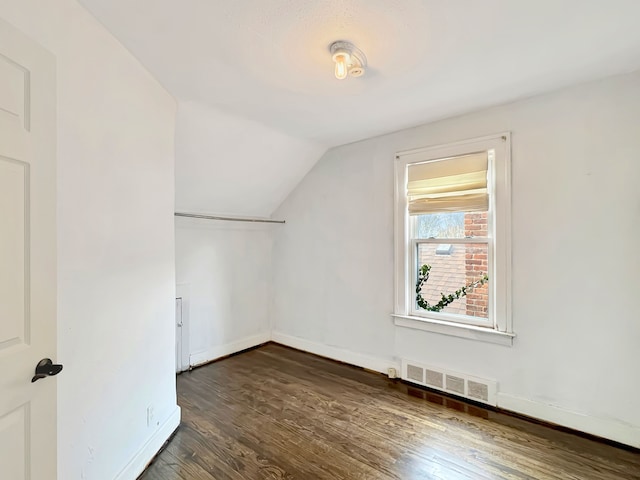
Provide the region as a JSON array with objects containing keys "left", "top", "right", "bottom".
[
  {"left": 117, "top": 330, "right": 639, "bottom": 471},
  {"left": 497, "top": 393, "right": 640, "bottom": 449},
  {"left": 189, "top": 332, "right": 271, "bottom": 367},
  {"left": 114, "top": 405, "right": 181, "bottom": 480},
  {"left": 272, "top": 332, "right": 639, "bottom": 449},
  {"left": 271, "top": 331, "right": 400, "bottom": 375}
]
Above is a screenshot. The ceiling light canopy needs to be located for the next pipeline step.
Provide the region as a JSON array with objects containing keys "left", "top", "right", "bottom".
[{"left": 329, "top": 41, "right": 367, "bottom": 80}]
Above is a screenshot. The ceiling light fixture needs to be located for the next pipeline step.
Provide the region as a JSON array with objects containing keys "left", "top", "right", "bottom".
[{"left": 329, "top": 41, "right": 367, "bottom": 80}]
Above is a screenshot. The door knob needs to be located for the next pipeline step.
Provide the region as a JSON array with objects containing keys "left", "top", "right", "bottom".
[{"left": 31, "top": 358, "right": 63, "bottom": 383}]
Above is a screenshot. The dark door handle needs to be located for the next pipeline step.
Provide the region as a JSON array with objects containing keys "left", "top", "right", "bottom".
[{"left": 31, "top": 358, "right": 63, "bottom": 383}]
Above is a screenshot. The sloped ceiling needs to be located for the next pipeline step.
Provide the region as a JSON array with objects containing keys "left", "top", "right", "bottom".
[
  {"left": 175, "top": 101, "right": 325, "bottom": 218},
  {"left": 78, "top": 0, "right": 640, "bottom": 215}
]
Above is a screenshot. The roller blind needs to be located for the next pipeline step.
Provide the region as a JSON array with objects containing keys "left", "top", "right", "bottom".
[{"left": 407, "top": 152, "right": 488, "bottom": 215}]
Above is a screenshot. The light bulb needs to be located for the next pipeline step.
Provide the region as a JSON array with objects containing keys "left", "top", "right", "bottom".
[{"left": 334, "top": 53, "right": 349, "bottom": 80}]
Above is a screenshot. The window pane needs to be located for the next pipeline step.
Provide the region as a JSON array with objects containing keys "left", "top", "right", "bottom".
[
  {"left": 416, "top": 242, "right": 489, "bottom": 319},
  {"left": 415, "top": 211, "right": 488, "bottom": 239}
]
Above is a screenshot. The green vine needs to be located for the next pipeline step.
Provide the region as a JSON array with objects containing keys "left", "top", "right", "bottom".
[{"left": 416, "top": 264, "right": 488, "bottom": 312}]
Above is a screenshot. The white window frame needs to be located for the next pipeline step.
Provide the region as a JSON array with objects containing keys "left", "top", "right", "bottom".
[{"left": 392, "top": 133, "right": 514, "bottom": 346}]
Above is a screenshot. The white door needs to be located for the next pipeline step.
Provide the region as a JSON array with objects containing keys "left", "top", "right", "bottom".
[{"left": 0, "top": 18, "right": 58, "bottom": 480}]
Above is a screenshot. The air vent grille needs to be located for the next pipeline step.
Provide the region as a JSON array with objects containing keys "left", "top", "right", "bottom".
[
  {"left": 446, "top": 375, "right": 465, "bottom": 395},
  {"left": 468, "top": 380, "right": 489, "bottom": 402},
  {"left": 407, "top": 364, "right": 424, "bottom": 383},
  {"left": 425, "top": 369, "right": 443, "bottom": 388},
  {"left": 401, "top": 359, "right": 497, "bottom": 406}
]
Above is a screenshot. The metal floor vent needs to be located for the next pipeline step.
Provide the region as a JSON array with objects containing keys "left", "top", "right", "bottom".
[{"left": 401, "top": 359, "right": 497, "bottom": 406}]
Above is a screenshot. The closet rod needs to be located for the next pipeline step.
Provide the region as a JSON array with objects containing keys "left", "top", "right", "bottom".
[{"left": 174, "top": 212, "right": 285, "bottom": 224}]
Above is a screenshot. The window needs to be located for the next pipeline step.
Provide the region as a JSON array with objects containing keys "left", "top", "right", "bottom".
[{"left": 393, "top": 134, "right": 513, "bottom": 345}]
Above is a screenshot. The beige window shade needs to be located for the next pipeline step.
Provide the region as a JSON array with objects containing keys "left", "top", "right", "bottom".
[{"left": 407, "top": 152, "right": 488, "bottom": 215}]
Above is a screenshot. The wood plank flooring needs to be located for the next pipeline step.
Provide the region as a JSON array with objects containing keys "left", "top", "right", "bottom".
[{"left": 139, "top": 344, "right": 640, "bottom": 479}]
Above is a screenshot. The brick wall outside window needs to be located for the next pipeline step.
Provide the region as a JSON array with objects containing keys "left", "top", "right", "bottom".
[{"left": 465, "top": 212, "right": 489, "bottom": 318}]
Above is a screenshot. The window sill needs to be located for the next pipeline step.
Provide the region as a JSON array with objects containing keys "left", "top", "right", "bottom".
[{"left": 392, "top": 314, "right": 515, "bottom": 346}]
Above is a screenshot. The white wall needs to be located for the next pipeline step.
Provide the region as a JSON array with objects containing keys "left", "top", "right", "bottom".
[
  {"left": 0, "top": 1, "right": 179, "bottom": 479},
  {"left": 175, "top": 218, "right": 273, "bottom": 365},
  {"left": 271, "top": 71, "right": 640, "bottom": 447}
]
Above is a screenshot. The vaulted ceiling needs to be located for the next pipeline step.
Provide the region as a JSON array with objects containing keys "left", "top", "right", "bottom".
[{"left": 79, "top": 0, "right": 640, "bottom": 215}]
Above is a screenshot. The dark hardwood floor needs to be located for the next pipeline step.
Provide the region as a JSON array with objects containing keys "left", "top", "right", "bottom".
[{"left": 140, "top": 344, "right": 639, "bottom": 479}]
